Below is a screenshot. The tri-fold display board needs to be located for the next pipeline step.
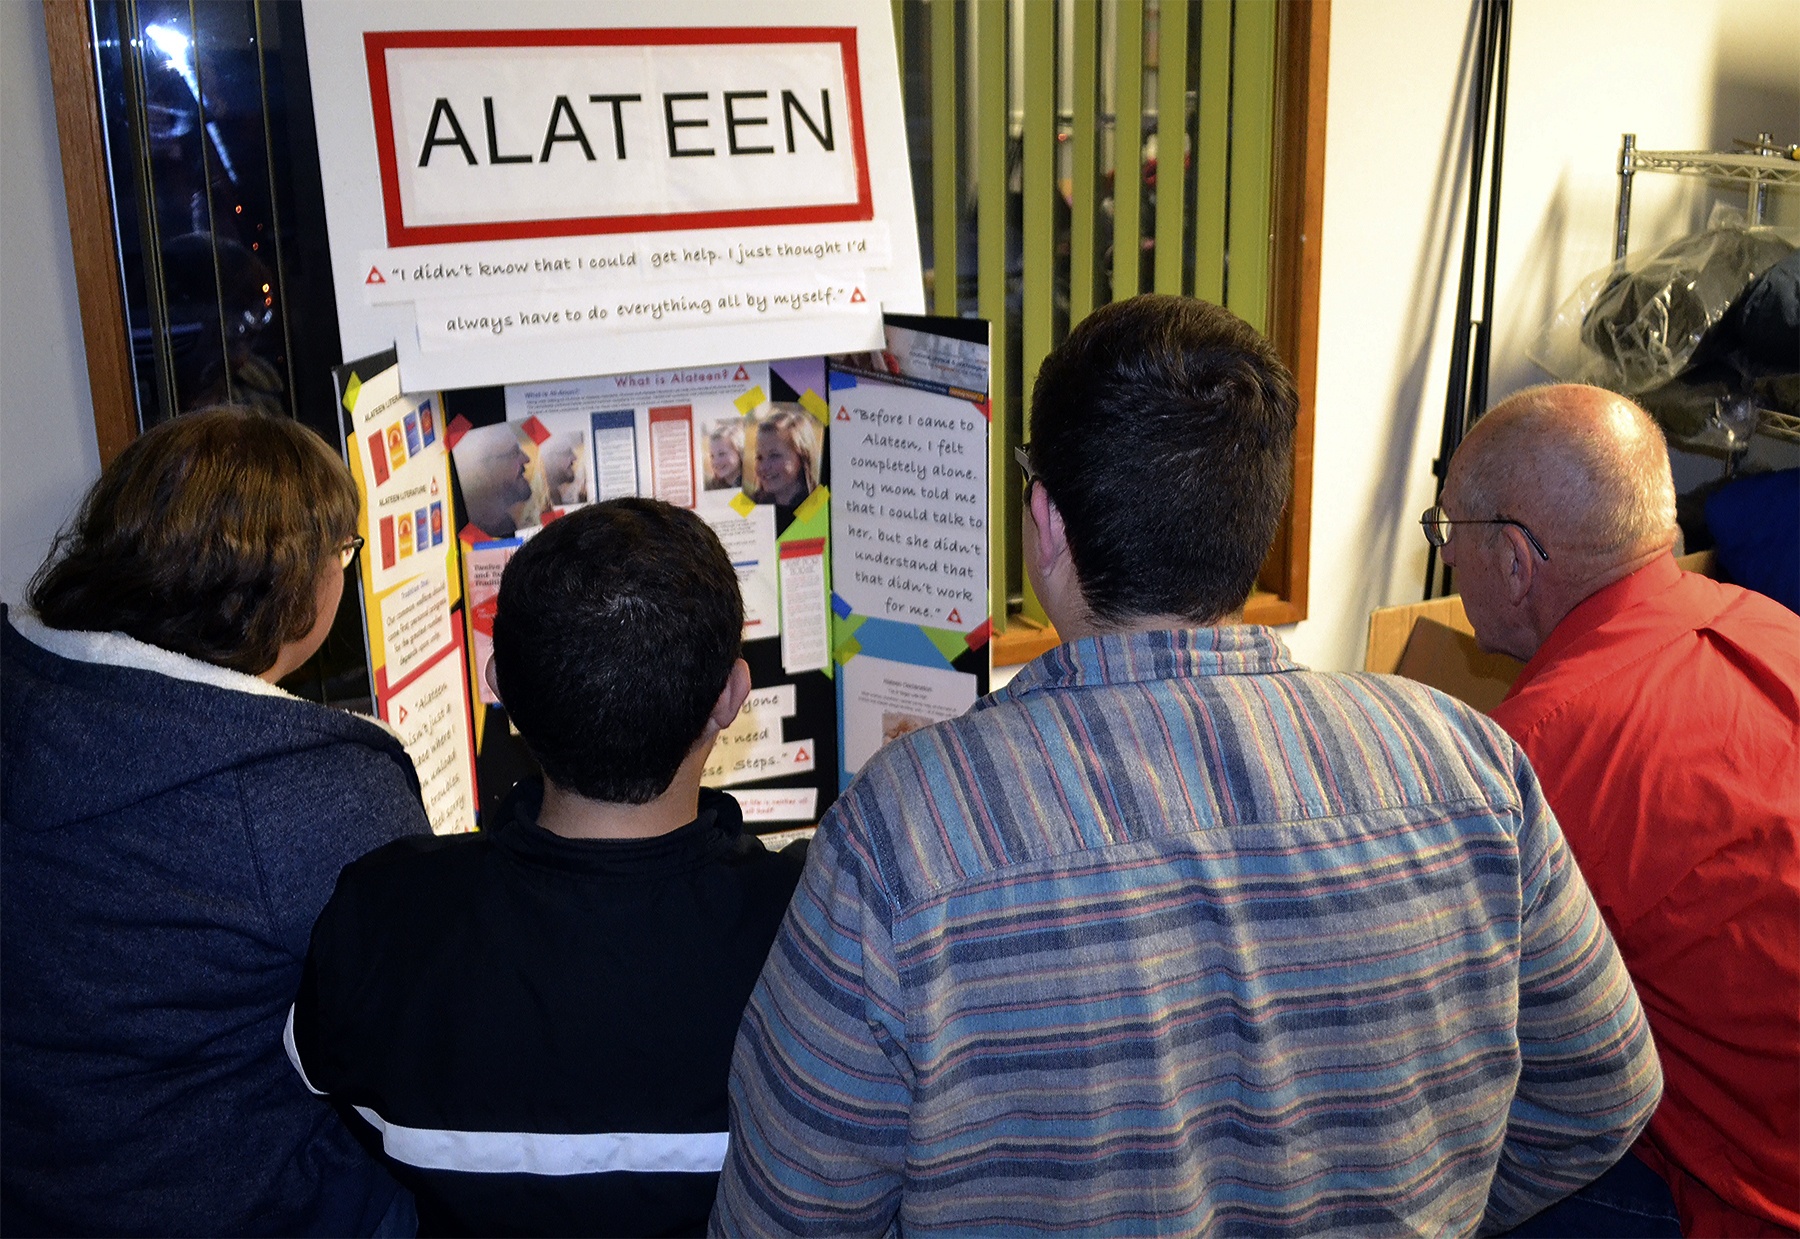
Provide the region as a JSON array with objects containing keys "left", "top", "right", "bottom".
[
  {"left": 312, "top": 0, "right": 986, "bottom": 832},
  {"left": 336, "top": 317, "right": 990, "bottom": 832}
]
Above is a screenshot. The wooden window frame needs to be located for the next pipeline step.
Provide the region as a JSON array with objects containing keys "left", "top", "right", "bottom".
[
  {"left": 1252, "top": 0, "right": 1328, "bottom": 629},
  {"left": 44, "top": 0, "right": 137, "bottom": 465}
]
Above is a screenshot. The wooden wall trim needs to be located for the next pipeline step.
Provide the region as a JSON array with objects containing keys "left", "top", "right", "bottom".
[
  {"left": 43, "top": 0, "right": 137, "bottom": 465},
  {"left": 1267, "top": 0, "right": 1330, "bottom": 625}
]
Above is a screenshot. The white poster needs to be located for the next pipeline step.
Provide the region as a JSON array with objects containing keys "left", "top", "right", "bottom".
[
  {"left": 701, "top": 504, "right": 780, "bottom": 641},
  {"left": 703, "top": 739, "right": 816, "bottom": 788},
  {"left": 376, "top": 565, "right": 453, "bottom": 692},
  {"left": 464, "top": 538, "right": 523, "bottom": 704},
  {"left": 506, "top": 362, "right": 769, "bottom": 505},
  {"left": 840, "top": 653, "right": 978, "bottom": 775},
  {"left": 383, "top": 643, "right": 479, "bottom": 835},
  {"left": 702, "top": 682, "right": 813, "bottom": 789},
  {"left": 588, "top": 410, "right": 640, "bottom": 501},
  {"left": 734, "top": 787, "right": 819, "bottom": 825},
  {"left": 343, "top": 366, "right": 455, "bottom": 597},
  {"left": 649, "top": 404, "right": 698, "bottom": 507},
  {"left": 304, "top": 0, "right": 922, "bottom": 391},
  {"left": 778, "top": 537, "right": 830, "bottom": 673},
  {"left": 831, "top": 382, "right": 988, "bottom": 632}
]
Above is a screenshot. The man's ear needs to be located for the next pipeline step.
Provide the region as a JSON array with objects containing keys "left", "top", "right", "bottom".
[
  {"left": 1029, "top": 484, "right": 1070, "bottom": 578},
  {"left": 708, "top": 658, "right": 752, "bottom": 733},
  {"left": 1499, "top": 525, "right": 1538, "bottom": 605}
]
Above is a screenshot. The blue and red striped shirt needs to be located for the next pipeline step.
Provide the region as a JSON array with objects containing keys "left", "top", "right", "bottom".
[{"left": 713, "top": 625, "right": 1660, "bottom": 1236}]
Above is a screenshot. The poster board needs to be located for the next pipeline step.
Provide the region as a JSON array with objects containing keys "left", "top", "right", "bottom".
[
  {"left": 442, "top": 355, "right": 843, "bottom": 829},
  {"left": 333, "top": 350, "right": 480, "bottom": 835},
  {"left": 827, "top": 315, "right": 992, "bottom": 788},
  {"left": 424, "top": 317, "right": 988, "bottom": 828},
  {"left": 303, "top": 0, "right": 924, "bottom": 394}
]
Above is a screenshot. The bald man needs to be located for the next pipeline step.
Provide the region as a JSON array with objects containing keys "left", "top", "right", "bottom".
[{"left": 1434, "top": 384, "right": 1800, "bottom": 1237}]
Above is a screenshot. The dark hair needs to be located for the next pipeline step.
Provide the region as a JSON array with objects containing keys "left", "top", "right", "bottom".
[
  {"left": 1026, "top": 295, "right": 1297, "bottom": 625},
  {"left": 491, "top": 498, "right": 743, "bottom": 803},
  {"left": 29, "top": 406, "right": 358, "bottom": 675}
]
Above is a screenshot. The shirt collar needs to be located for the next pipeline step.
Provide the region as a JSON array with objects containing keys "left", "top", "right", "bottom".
[
  {"left": 8, "top": 606, "right": 299, "bottom": 701},
  {"left": 1507, "top": 554, "right": 1684, "bottom": 698},
  {"left": 986, "top": 625, "right": 1300, "bottom": 707},
  {"left": 493, "top": 778, "right": 745, "bottom": 873}
]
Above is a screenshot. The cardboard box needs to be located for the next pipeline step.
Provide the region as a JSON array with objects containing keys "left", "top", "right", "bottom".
[
  {"left": 1365, "top": 551, "right": 1716, "bottom": 711},
  {"left": 1364, "top": 595, "right": 1522, "bottom": 712}
]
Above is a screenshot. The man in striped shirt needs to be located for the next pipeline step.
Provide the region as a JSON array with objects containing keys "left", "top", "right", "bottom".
[{"left": 713, "top": 296, "right": 1661, "bottom": 1237}]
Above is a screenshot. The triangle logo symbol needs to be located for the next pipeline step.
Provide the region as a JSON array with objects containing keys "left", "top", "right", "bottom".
[
  {"left": 794, "top": 747, "right": 810, "bottom": 762},
  {"left": 395, "top": 705, "right": 409, "bottom": 724},
  {"left": 849, "top": 287, "right": 866, "bottom": 304},
  {"left": 836, "top": 406, "right": 850, "bottom": 421},
  {"left": 947, "top": 608, "right": 962, "bottom": 624},
  {"left": 365, "top": 266, "right": 386, "bottom": 285},
  {"left": 733, "top": 366, "right": 749, "bottom": 381}
]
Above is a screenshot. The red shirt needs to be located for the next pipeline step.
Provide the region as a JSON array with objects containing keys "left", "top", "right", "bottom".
[{"left": 1492, "top": 555, "right": 1800, "bottom": 1236}]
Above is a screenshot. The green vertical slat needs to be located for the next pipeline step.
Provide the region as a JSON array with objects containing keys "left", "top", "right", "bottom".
[
  {"left": 977, "top": 0, "right": 1009, "bottom": 632},
  {"left": 1192, "top": 0, "right": 1231, "bottom": 303},
  {"left": 1112, "top": 0, "right": 1144, "bottom": 301},
  {"left": 892, "top": 0, "right": 906, "bottom": 78},
  {"left": 1068, "top": 0, "right": 1100, "bottom": 325},
  {"left": 1020, "top": 4, "right": 1055, "bottom": 403},
  {"left": 1226, "top": 0, "right": 1277, "bottom": 330},
  {"left": 1152, "top": 0, "right": 1189, "bottom": 294},
  {"left": 931, "top": 0, "right": 959, "bottom": 316},
  {"left": 1017, "top": 0, "right": 1057, "bottom": 629}
]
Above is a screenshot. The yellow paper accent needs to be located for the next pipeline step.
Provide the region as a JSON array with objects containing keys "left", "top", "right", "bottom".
[
  {"left": 734, "top": 385, "right": 768, "bottom": 415},
  {"left": 799, "top": 388, "right": 829, "bottom": 423},
  {"left": 729, "top": 490, "right": 757, "bottom": 517},
  {"left": 341, "top": 373, "right": 362, "bottom": 413},
  {"left": 793, "top": 484, "right": 830, "bottom": 525}
]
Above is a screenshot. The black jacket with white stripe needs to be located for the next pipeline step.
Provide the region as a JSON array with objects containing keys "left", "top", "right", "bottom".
[{"left": 288, "top": 780, "right": 807, "bottom": 1237}]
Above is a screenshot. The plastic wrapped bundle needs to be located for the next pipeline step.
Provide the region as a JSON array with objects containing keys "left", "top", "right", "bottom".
[
  {"left": 1530, "top": 209, "right": 1798, "bottom": 449},
  {"left": 1531, "top": 211, "right": 1794, "bottom": 396}
]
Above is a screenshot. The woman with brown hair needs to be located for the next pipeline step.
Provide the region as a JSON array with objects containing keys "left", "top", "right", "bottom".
[{"left": 1, "top": 407, "right": 428, "bottom": 1236}]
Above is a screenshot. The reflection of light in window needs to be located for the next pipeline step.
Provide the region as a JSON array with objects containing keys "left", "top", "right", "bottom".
[
  {"left": 144, "top": 22, "right": 189, "bottom": 65},
  {"left": 143, "top": 21, "right": 238, "bottom": 184}
]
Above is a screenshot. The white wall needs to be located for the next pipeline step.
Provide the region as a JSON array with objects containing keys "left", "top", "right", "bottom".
[
  {"left": 1280, "top": 0, "right": 1800, "bottom": 672},
  {"left": 0, "top": 1, "right": 102, "bottom": 607},
  {"left": 4, "top": 1, "right": 1794, "bottom": 652}
]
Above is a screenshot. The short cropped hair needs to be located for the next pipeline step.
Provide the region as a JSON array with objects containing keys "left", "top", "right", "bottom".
[
  {"left": 1459, "top": 386, "right": 1676, "bottom": 562},
  {"left": 1026, "top": 295, "right": 1297, "bottom": 625},
  {"left": 29, "top": 406, "right": 358, "bottom": 675},
  {"left": 490, "top": 499, "right": 743, "bottom": 803}
]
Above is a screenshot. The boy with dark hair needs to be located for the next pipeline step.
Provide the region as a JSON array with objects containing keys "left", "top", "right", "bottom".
[{"left": 288, "top": 498, "right": 806, "bottom": 1238}]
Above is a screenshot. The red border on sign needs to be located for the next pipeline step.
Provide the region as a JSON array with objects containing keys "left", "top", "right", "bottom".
[
  {"left": 363, "top": 26, "right": 874, "bottom": 248},
  {"left": 778, "top": 537, "right": 826, "bottom": 559}
]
